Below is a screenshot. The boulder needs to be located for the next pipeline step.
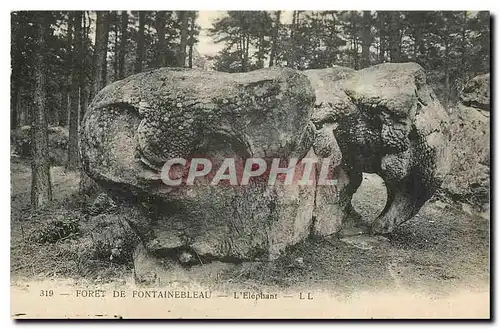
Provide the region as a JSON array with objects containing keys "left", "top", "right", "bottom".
[
  {"left": 80, "top": 63, "right": 452, "bottom": 278},
  {"left": 460, "top": 73, "right": 490, "bottom": 111},
  {"left": 305, "top": 63, "right": 451, "bottom": 234},
  {"left": 442, "top": 74, "right": 490, "bottom": 208},
  {"left": 80, "top": 67, "right": 342, "bottom": 264}
]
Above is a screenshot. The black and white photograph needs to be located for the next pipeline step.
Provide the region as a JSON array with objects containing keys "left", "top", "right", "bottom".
[{"left": 9, "top": 9, "right": 491, "bottom": 319}]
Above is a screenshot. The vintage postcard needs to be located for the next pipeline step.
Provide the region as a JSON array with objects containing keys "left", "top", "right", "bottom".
[{"left": 10, "top": 10, "right": 490, "bottom": 319}]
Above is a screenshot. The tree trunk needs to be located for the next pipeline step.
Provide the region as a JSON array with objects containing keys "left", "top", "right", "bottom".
[
  {"left": 388, "top": 12, "right": 401, "bottom": 62},
  {"left": 378, "top": 11, "right": 385, "bottom": 63},
  {"left": 31, "top": 11, "right": 53, "bottom": 208},
  {"left": 460, "top": 11, "right": 468, "bottom": 81},
  {"left": 239, "top": 35, "right": 245, "bottom": 70},
  {"left": 19, "top": 91, "right": 28, "bottom": 127},
  {"left": 269, "top": 11, "right": 281, "bottom": 67},
  {"left": 156, "top": 11, "right": 167, "bottom": 67},
  {"left": 257, "top": 31, "right": 265, "bottom": 69},
  {"left": 66, "top": 11, "right": 82, "bottom": 170},
  {"left": 11, "top": 81, "right": 19, "bottom": 130},
  {"left": 353, "top": 37, "right": 359, "bottom": 70},
  {"left": 413, "top": 31, "right": 419, "bottom": 61},
  {"left": 289, "top": 10, "right": 300, "bottom": 67},
  {"left": 11, "top": 16, "right": 21, "bottom": 130},
  {"left": 361, "top": 11, "right": 372, "bottom": 68},
  {"left": 61, "top": 12, "right": 73, "bottom": 126},
  {"left": 113, "top": 13, "right": 119, "bottom": 81},
  {"left": 188, "top": 11, "right": 196, "bottom": 68},
  {"left": 243, "top": 34, "right": 250, "bottom": 72},
  {"left": 83, "top": 12, "right": 92, "bottom": 110},
  {"left": 178, "top": 11, "right": 189, "bottom": 67},
  {"left": 188, "top": 28, "right": 194, "bottom": 67},
  {"left": 93, "top": 11, "right": 110, "bottom": 97},
  {"left": 80, "top": 11, "right": 109, "bottom": 194},
  {"left": 79, "top": 12, "right": 87, "bottom": 123},
  {"left": 118, "top": 11, "right": 128, "bottom": 79},
  {"left": 135, "top": 11, "right": 145, "bottom": 73},
  {"left": 444, "top": 40, "right": 450, "bottom": 106}
]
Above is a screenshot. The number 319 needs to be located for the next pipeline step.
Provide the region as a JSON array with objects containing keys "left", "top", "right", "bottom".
[{"left": 40, "top": 290, "right": 54, "bottom": 297}]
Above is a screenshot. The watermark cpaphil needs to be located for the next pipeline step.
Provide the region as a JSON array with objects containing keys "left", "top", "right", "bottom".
[{"left": 159, "top": 156, "right": 339, "bottom": 186}]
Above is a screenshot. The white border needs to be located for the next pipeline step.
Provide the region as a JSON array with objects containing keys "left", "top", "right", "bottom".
[{"left": 1, "top": 1, "right": 497, "bottom": 327}]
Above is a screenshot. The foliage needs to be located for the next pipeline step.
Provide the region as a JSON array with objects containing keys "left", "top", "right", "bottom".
[
  {"left": 11, "top": 10, "right": 201, "bottom": 129},
  {"left": 27, "top": 210, "right": 81, "bottom": 243},
  {"left": 11, "top": 126, "right": 69, "bottom": 165},
  {"left": 209, "top": 10, "right": 490, "bottom": 106}
]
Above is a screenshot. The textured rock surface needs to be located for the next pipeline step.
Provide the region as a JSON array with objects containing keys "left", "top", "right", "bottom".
[
  {"left": 81, "top": 63, "right": 451, "bottom": 271},
  {"left": 80, "top": 67, "right": 341, "bottom": 263},
  {"left": 305, "top": 63, "right": 451, "bottom": 234},
  {"left": 442, "top": 74, "right": 490, "bottom": 207}
]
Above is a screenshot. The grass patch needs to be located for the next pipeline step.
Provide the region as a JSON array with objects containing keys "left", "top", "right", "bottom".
[{"left": 11, "top": 192, "right": 139, "bottom": 281}]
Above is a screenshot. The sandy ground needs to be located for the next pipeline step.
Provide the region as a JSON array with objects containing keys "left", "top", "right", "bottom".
[{"left": 10, "top": 158, "right": 490, "bottom": 318}]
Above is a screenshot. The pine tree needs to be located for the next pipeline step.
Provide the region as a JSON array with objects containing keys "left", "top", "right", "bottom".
[
  {"left": 209, "top": 11, "right": 273, "bottom": 72},
  {"left": 269, "top": 11, "right": 281, "bottom": 67},
  {"left": 118, "top": 11, "right": 128, "bottom": 79},
  {"left": 66, "top": 11, "right": 82, "bottom": 170},
  {"left": 61, "top": 12, "right": 72, "bottom": 127},
  {"left": 135, "top": 11, "right": 146, "bottom": 73},
  {"left": 361, "top": 11, "right": 373, "bottom": 68},
  {"left": 156, "top": 11, "right": 167, "bottom": 67},
  {"left": 31, "top": 11, "right": 53, "bottom": 208},
  {"left": 387, "top": 11, "right": 403, "bottom": 62},
  {"left": 187, "top": 11, "right": 198, "bottom": 68},
  {"left": 177, "top": 11, "right": 189, "bottom": 67},
  {"left": 93, "top": 11, "right": 110, "bottom": 96}
]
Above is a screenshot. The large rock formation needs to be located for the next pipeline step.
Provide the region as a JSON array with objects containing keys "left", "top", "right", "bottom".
[
  {"left": 442, "top": 74, "right": 490, "bottom": 207},
  {"left": 305, "top": 63, "right": 451, "bottom": 234},
  {"left": 80, "top": 67, "right": 342, "bottom": 265},
  {"left": 80, "top": 64, "right": 451, "bottom": 275}
]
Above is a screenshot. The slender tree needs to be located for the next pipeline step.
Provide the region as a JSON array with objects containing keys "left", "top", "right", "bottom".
[
  {"left": 10, "top": 13, "right": 22, "bottom": 130},
  {"left": 387, "top": 11, "right": 402, "bottom": 62},
  {"left": 79, "top": 10, "right": 110, "bottom": 193},
  {"left": 187, "top": 12, "right": 195, "bottom": 68},
  {"left": 66, "top": 11, "right": 82, "bottom": 170},
  {"left": 31, "top": 11, "right": 53, "bottom": 207},
  {"left": 93, "top": 11, "right": 110, "bottom": 96},
  {"left": 113, "top": 12, "right": 119, "bottom": 81},
  {"left": 156, "top": 11, "right": 167, "bottom": 67},
  {"left": 118, "top": 10, "right": 128, "bottom": 79},
  {"left": 178, "top": 11, "right": 189, "bottom": 67},
  {"left": 135, "top": 11, "right": 145, "bottom": 73},
  {"left": 288, "top": 10, "right": 301, "bottom": 68},
  {"left": 269, "top": 11, "right": 281, "bottom": 67},
  {"left": 361, "top": 11, "right": 372, "bottom": 68},
  {"left": 62, "top": 12, "right": 73, "bottom": 126},
  {"left": 79, "top": 12, "right": 87, "bottom": 122},
  {"left": 377, "top": 11, "right": 386, "bottom": 63}
]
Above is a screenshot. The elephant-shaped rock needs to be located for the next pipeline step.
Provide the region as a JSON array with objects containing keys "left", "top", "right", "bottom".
[
  {"left": 305, "top": 63, "right": 451, "bottom": 234},
  {"left": 80, "top": 63, "right": 451, "bottom": 270},
  {"left": 80, "top": 67, "right": 343, "bottom": 263}
]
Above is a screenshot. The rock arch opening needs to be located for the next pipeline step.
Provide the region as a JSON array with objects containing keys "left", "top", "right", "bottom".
[{"left": 351, "top": 173, "right": 388, "bottom": 222}]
